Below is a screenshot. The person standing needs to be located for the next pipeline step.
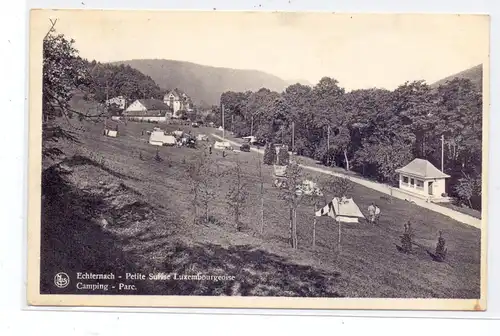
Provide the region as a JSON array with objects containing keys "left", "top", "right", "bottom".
[
  {"left": 374, "top": 204, "right": 381, "bottom": 224},
  {"left": 368, "top": 203, "right": 376, "bottom": 224}
]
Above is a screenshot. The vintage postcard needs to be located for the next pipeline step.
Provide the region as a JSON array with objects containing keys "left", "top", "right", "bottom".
[{"left": 27, "top": 10, "right": 489, "bottom": 310}]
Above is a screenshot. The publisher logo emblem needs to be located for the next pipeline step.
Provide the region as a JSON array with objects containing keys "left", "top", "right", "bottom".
[{"left": 54, "top": 272, "right": 70, "bottom": 288}]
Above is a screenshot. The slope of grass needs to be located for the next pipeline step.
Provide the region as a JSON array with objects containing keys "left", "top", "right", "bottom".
[{"left": 40, "top": 118, "right": 481, "bottom": 298}]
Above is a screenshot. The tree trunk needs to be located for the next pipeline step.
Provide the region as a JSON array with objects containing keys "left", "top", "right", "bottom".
[
  {"left": 338, "top": 220, "right": 342, "bottom": 254},
  {"left": 205, "top": 204, "right": 209, "bottom": 223},
  {"left": 289, "top": 207, "right": 294, "bottom": 248},
  {"left": 260, "top": 196, "right": 264, "bottom": 234},
  {"left": 313, "top": 205, "right": 317, "bottom": 248},
  {"left": 337, "top": 203, "right": 342, "bottom": 253},
  {"left": 344, "top": 149, "right": 350, "bottom": 171},
  {"left": 235, "top": 210, "right": 239, "bottom": 231},
  {"left": 193, "top": 190, "right": 198, "bottom": 224},
  {"left": 258, "top": 158, "right": 265, "bottom": 234},
  {"left": 293, "top": 209, "right": 299, "bottom": 249}
]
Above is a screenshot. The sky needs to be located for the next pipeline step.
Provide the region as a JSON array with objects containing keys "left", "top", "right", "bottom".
[{"left": 31, "top": 10, "right": 489, "bottom": 91}]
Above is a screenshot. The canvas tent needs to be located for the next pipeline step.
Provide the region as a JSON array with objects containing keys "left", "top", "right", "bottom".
[
  {"left": 214, "top": 141, "right": 231, "bottom": 150},
  {"left": 273, "top": 165, "right": 287, "bottom": 177},
  {"left": 104, "top": 129, "right": 118, "bottom": 138},
  {"left": 149, "top": 131, "right": 176, "bottom": 146},
  {"left": 315, "top": 197, "right": 365, "bottom": 223},
  {"left": 196, "top": 134, "right": 208, "bottom": 141}
]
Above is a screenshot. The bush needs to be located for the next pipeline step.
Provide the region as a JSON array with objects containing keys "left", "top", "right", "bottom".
[
  {"left": 277, "top": 148, "right": 290, "bottom": 165},
  {"left": 263, "top": 143, "right": 276, "bottom": 165}
]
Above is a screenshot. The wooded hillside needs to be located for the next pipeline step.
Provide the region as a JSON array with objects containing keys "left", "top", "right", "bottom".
[
  {"left": 110, "top": 59, "right": 291, "bottom": 107},
  {"left": 219, "top": 73, "right": 483, "bottom": 211}
]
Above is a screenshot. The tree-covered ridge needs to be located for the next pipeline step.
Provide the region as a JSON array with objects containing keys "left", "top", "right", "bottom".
[
  {"left": 219, "top": 75, "right": 483, "bottom": 210},
  {"left": 85, "top": 60, "right": 164, "bottom": 103}
]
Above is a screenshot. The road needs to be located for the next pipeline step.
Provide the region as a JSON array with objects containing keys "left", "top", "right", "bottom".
[{"left": 210, "top": 133, "right": 481, "bottom": 229}]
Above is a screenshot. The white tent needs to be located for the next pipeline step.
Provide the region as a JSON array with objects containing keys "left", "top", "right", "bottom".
[
  {"left": 104, "top": 129, "right": 118, "bottom": 138},
  {"left": 315, "top": 197, "right": 365, "bottom": 223},
  {"left": 196, "top": 134, "right": 208, "bottom": 141},
  {"left": 214, "top": 141, "right": 231, "bottom": 150},
  {"left": 149, "top": 131, "right": 176, "bottom": 146},
  {"left": 273, "top": 165, "right": 287, "bottom": 177}
]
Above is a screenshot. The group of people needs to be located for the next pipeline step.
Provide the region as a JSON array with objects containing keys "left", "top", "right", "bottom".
[{"left": 367, "top": 202, "right": 381, "bottom": 225}]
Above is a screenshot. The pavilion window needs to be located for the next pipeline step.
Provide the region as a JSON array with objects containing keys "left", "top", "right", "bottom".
[{"left": 416, "top": 180, "right": 424, "bottom": 189}]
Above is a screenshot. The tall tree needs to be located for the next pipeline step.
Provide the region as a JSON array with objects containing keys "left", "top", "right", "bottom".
[
  {"left": 42, "top": 23, "right": 95, "bottom": 159},
  {"left": 226, "top": 157, "right": 249, "bottom": 231}
]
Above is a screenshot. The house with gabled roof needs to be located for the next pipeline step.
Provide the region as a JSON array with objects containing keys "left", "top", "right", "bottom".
[
  {"left": 163, "top": 88, "right": 193, "bottom": 118},
  {"left": 105, "top": 96, "right": 127, "bottom": 110},
  {"left": 123, "top": 98, "right": 172, "bottom": 122},
  {"left": 395, "top": 158, "right": 450, "bottom": 201}
]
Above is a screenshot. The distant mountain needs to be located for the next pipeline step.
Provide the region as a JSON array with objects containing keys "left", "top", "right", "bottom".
[
  {"left": 110, "top": 59, "right": 290, "bottom": 106},
  {"left": 431, "top": 64, "right": 483, "bottom": 92}
]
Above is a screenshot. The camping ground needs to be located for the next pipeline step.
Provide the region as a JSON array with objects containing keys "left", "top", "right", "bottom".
[{"left": 40, "top": 117, "right": 481, "bottom": 298}]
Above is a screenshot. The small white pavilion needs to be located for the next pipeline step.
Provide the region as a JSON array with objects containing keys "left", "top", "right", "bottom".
[{"left": 395, "top": 158, "right": 450, "bottom": 201}]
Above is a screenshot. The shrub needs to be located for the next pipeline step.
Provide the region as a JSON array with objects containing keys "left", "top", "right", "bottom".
[
  {"left": 277, "top": 148, "right": 290, "bottom": 165},
  {"left": 263, "top": 143, "right": 276, "bottom": 165}
]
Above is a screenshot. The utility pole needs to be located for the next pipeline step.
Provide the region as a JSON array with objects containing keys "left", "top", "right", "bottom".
[
  {"left": 250, "top": 115, "right": 254, "bottom": 137},
  {"left": 231, "top": 114, "right": 234, "bottom": 134},
  {"left": 327, "top": 125, "right": 330, "bottom": 151},
  {"left": 292, "top": 121, "right": 295, "bottom": 154},
  {"left": 222, "top": 104, "right": 225, "bottom": 140},
  {"left": 105, "top": 80, "right": 109, "bottom": 102},
  {"left": 441, "top": 135, "right": 444, "bottom": 172}
]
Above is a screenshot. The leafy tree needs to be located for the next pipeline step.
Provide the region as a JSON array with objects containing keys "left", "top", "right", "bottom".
[
  {"left": 263, "top": 142, "right": 276, "bottom": 165},
  {"left": 276, "top": 147, "right": 290, "bottom": 166},
  {"left": 454, "top": 175, "right": 480, "bottom": 208},
  {"left": 257, "top": 156, "right": 265, "bottom": 234},
  {"left": 226, "top": 157, "right": 249, "bottom": 231},
  {"left": 42, "top": 24, "right": 96, "bottom": 159},
  {"left": 324, "top": 176, "right": 353, "bottom": 200},
  {"left": 188, "top": 152, "right": 217, "bottom": 224},
  {"left": 322, "top": 176, "right": 354, "bottom": 253},
  {"left": 279, "top": 160, "right": 305, "bottom": 249}
]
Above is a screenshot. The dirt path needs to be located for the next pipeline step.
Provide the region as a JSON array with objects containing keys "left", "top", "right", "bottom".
[{"left": 210, "top": 133, "right": 481, "bottom": 229}]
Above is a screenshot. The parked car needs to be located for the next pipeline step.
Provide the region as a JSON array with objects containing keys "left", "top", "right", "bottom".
[
  {"left": 191, "top": 122, "right": 199, "bottom": 128},
  {"left": 240, "top": 143, "right": 250, "bottom": 152},
  {"left": 186, "top": 138, "right": 196, "bottom": 148}
]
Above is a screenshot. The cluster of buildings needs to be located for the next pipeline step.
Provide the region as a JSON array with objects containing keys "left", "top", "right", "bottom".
[{"left": 106, "top": 88, "right": 194, "bottom": 122}]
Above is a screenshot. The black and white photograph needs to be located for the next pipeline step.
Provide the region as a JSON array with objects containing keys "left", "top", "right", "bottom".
[{"left": 27, "top": 10, "right": 489, "bottom": 310}]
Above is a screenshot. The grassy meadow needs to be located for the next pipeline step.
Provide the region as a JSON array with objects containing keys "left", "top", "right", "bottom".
[{"left": 39, "top": 116, "right": 481, "bottom": 298}]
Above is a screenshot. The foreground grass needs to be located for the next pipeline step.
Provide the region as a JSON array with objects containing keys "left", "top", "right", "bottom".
[{"left": 40, "top": 118, "right": 481, "bottom": 298}]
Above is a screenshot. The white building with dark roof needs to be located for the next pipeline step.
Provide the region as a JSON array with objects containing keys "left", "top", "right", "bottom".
[
  {"left": 395, "top": 158, "right": 450, "bottom": 201},
  {"left": 122, "top": 99, "right": 172, "bottom": 122}
]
